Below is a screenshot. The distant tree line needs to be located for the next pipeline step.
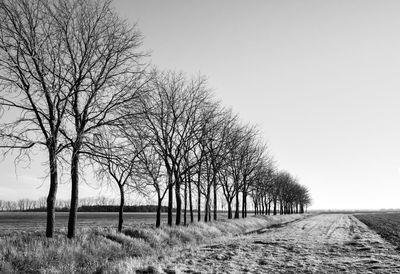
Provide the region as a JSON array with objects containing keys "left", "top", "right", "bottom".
[
  {"left": 0, "top": 197, "right": 169, "bottom": 212},
  {"left": 0, "top": 0, "right": 311, "bottom": 238}
]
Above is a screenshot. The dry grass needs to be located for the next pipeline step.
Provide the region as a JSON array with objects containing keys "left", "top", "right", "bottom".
[{"left": 0, "top": 214, "right": 305, "bottom": 273}]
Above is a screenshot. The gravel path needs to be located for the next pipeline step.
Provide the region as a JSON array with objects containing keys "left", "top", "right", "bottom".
[{"left": 166, "top": 214, "right": 400, "bottom": 273}]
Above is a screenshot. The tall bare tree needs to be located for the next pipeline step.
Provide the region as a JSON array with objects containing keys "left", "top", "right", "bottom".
[
  {"left": 40, "top": 0, "right": 148, "bottom": 238},
  {"left": 0, "top": 0, "right": 78, "bottom": 237},
  {"left": 140, "top": 70, "right": 211, "bottom": 226},
  {"left": 239, "top": 129, "right": 267, "bottom": 218}
]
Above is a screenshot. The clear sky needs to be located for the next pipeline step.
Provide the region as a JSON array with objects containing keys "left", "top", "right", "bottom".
[{"left": 1, "top": 0, "right": 400, "bottom": 210}]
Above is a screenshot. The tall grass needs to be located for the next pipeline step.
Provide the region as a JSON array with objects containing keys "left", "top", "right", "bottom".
[{"left": 0, "top": 214, "right": 304, "bottom": 273}]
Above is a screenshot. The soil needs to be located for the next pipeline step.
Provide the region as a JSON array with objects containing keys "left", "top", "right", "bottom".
[{"left": 164, "top": 214, "right": 400, "bottom": 273}]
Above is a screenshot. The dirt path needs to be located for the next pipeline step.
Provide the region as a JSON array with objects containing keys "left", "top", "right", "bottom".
[{"left": 166, "top": 214, "right": 400, "bottom": 273}]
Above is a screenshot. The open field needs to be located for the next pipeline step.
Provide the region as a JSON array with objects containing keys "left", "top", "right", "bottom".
[
  {"left": 0, "top": 212, "right": 167, "bottom": 232},
  {"left": 164, "top": 214, "right": 400, "bottom": 273},
  {"left": 3, "top": 213, "right": 400, "bottom": 273},
  {"left": 0, "top": 212, "right": 230, "bottom": 233},
  {"left": 2, "top": 213, "right": 400, "bottom": 273},
  {"left": 0, "top": 214, "right": 304, "bottom": 273},
  {"left": 311, "top": 210, "right": 400, "bottom": 214},
  {"left": 356, "top": 213, "right": 400, "bottom": 250}
]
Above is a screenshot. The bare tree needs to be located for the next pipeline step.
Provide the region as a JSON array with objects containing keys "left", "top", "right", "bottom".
[
  {"left": 37, "top": 0, "right": 148, "bottom": 238},
  {"left": 180, "top": 101, "right": 222, "bottom": 223},
  {"left": 250, "top": 161, "right": 275, "bottom": 215},
  {"left": 137, "top": 145, "right": 166, "bottom": 227},
  {"left": 298, "top": 186, "right": 311, "bottom": 213},
  {"left": 225, "top": 124, "right": 248, "bottom": 219},
  {"left": 4, "top": 200, "right": 17, "bottom": 211},
  {"left": 91, "top": 131, "right": 142, "bottom": 232},
  {"left": 217, "top": 119, "right": 241, "bottom": 216},
  {"left": 0, "top": 0, "right": 80, "bottom": 237},
  {"left": 140, "top": 70, "right": 211, "bottom": 226},
  {"left": 202, "top": 107, "right": 234, "bottom": 221},
  {"left": 37, "top": 196, "right": 47, "bottom": 209},
  {"left": 239, "top": 131, "right": 268, "bottom": 218},
  {"left": 17, "top": 199, "right": 25, "bottom": 211}
]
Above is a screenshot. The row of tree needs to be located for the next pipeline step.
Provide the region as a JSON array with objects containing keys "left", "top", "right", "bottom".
[
  {"left": 0, "top": 199, "right": 169, "bottom": 213},
  {"left": 0, "top": 196, "right": 135, "bottom": 211},
  {"left": 89, "top": 70, "right": 312, "bottom": 232},
  {"left": 251, "top": 171, "right": 311, "bottom": 216},
  {"left": 0, "top": 0, "right": 311, "bottom": 238}
]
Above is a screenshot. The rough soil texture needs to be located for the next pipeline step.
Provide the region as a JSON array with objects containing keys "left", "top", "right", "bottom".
[{"left": 164, "top": 214, "right": 400, "bottom": 273}]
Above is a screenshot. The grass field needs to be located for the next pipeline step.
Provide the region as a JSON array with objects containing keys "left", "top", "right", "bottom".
[
  {"left": 0, "top": 212, "right": 227, "bottom": 233},
  {"left": 0, "top": 213, "right": 301, "bottom": 273},
  {"left": 0, "top": 212, "right": 166, "bottom": 232},
  {"left": 4, "top": 213, "right": 400, "bottom": 273},
  {"left": 355, "top": 213, "right": 400, "bottom": 250}
]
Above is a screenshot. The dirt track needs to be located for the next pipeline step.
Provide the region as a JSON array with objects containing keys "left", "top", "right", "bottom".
[{"left": 167, "top": 214, "right": 400, "bottom": 273}]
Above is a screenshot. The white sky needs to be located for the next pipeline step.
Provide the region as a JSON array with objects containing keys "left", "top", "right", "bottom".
[{"left": 1, "top": 0, "right": 400, "bottom": 210}]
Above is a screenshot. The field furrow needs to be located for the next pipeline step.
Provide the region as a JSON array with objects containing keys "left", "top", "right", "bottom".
[{"left": 162, "top": 214, "right": 400, "bottom": 273}]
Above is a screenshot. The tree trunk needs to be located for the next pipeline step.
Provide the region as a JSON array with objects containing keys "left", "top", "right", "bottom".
[
  {"left": 189, "top": 177, "right": 194, "bottom": 223},
  {"left": 156, "top": 195, "right": 162, "bottom": 228},
  {"left": 227, "top": 200, "right": 232, "bottom": 219},
  {"left": 175, "top": 172, "right": 182, "bottom": 225},
  {"left": 234, "top": 190, "right": 240, "bottom": 219},
  {"left": 197, "top": 183, "right": 201, "bottom": 222},
  {"left": 261, "top": 198, "right": 265, "bottom": 215},
  {"left": 204, "top": 193, "right": 209, "bottom": 222},
  {"left": 213, "top": 175, "right": 217, "bottom": 221},
  {"left": 67, "top": 146, "right": 80, "bottom": 238},
  {"left": 273, "top": 199, "right": 277, "bottom": 215},
  {"left": 118, "top": 186, "right": 125, "bottom": 232},
  {"left": 242, "top": 196, "right": 247, "bottom": 218},
  {"left": 197, "top": 187, "right": 201, "bottom": 222},
  {"left": 168, "top": 181, "right": 173, "bottom": 226},
  {"left": 242, "top": 180, "right": 246, "bottom": 218},
  {"left": 46, "top": 146, "right": 58, "bottom": 238},
  {"left": 197, "top": 162, "right": 202, "bottom": 221},
  {"left": 204, "top": 178, "right": 211, "bottom": 222},
  {"left": 263, "top": 198, "right": 266, "bottom": 215},
  {"left": 184, "top": 176, "right": 187, "bottom": 226}
]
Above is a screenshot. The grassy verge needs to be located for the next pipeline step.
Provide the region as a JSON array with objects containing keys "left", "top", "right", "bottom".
[
  {"left": 0, "top": 214, "right": 306, "bottom": 273},
  {"left": 356, "top": 213, "right": 400, "bottom": 250}
]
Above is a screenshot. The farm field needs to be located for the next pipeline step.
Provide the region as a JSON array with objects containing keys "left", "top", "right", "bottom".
[
  {"left": 0, "top": 212, "right": 168, "bottom": 232},
  {"left": 0, "top": 214, "right": 303, "bottom": 273},
  {"left": 163, "top": 214, "right": 400, "bottom": 273},
  {"left": 356, "top": 213, "right": 400, "bottom": 250},
  {"left": 0, "top": 212, "right": 228, "bottom": 232},
  {"left": 2, "top": 213, "right": 400, "bottom": 273}
]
